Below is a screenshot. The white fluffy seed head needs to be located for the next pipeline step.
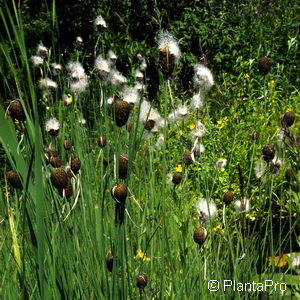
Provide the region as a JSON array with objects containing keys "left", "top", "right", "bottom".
[
  {"left": 66, "top": 62, "right": 86, "bottom": 81},
  {"left": 45, "top": 117, "right": 59, "bottom": 132},
  {"left": 215, "top": 158, "right": 227, "bottom": 169},
  {"left": 191, "top": 121, "right": 207, "bottom": 138},
  {"left": 193, "top": 64, "right": 214, "bottom": 91},
  {"left": 157, "top": 31, "right": 181, "bottom": 62},
  {"left": 109, "top": 69, "right": 127, "bottom": 86},
  {"left": 168, "top": 104, "right": 189, "bottom": 122},
  {"left": 235, "top": 197, "right": 250, "bottom": 214},
  {"left": 94, "top": 15, "right": 107, "bottom": 29},
  {"left": 40, "top": 78, "right": 57, "bottom": 91},
  {"left": 70, "top": 78, "right": 89, "bottom": 93},
  {"left": 37, "top": 43, "right": 48, "bottom": 57},
  {"left": 195, "top": 198, "right": 218, "bottom": 223},
  {"left": 31, "top": 55, "right": 44, "bottom": 66},
  {"left": 95, "top": 55, "right": 111, "bottom": 73},
  {"left": 191, "top": 92, "right": 205, "bottom": 110},
  {"left": 122, "top": 86, "right": 140, "bottom": 106},
  {"left": 108, "top": 50, "right": 117, "bottom": 61}
]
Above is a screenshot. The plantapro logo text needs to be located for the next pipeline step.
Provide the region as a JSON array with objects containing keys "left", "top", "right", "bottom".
[{"left": 208, "top": 280, "right": 286, "bottom": 292}]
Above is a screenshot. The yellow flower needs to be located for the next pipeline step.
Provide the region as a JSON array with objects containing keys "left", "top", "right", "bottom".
[
  {"left": 189, "top": 123, "right": 196, "bottom": 130},
  {"left": 134, "top": 249, "right": 151, "bottom": 261},
  {"left": 175, "top": 164, "right": 183, "bottom": 173},
  {"left": 214, "top": 117, "right": 228, "bottom": 129},
  {"left": 179, "top": 130, "right": 184, "bottom": 136},
  {"left": 244, "top": 73, "right": 250, "bottom": 79},
  {"left": 286, "top": 108, "right": 293, "bottom": 112},
  {"left": 246, "top": 213, "right": 256, "bottom": 221},
  {"left": 213, "top": 224, "right": 224, "bottom": 233}
]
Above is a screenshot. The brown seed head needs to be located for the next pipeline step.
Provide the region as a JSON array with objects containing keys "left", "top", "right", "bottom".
[
  {"left": 5, "top": 170, "right": 22, "bottom": 189},
  {"left": 144, "top": 119, "right": 155, "bottom": 131},
  {"left": 183, "top": 151, "right": 195, "bottom": 165},
  {"left": 44, "top": 148, "right": 58, "bottom": 165},
  {"left": 193, "top": 227, "right": 208, "bottom": 245},
  {"left": 114, "top": 100, "right": 131, "bottom": 127},
  {"left": 258, "top": 57, "right": 271, "bottom": 75},
  {"left": 223, "top": 191, "right": 234, "bottom": 204},
  {"left": 97, "top": 136, "right": 106, "bottom": 148},
  {"left": 70, "top": 157, "right": 81, "bottom": 174},
  {"left": 262, "top": 144, "right": 275, "bottom": 163},
  {"left": 50, "top": 156, "right": 62, "bottom": 168},
  {"left": 136, "top": 273, "right": 148, "bottom": 289},
  {"left": 50, "top": 168, "right": 68, "bottom": 189},
  {"left": 159, "top": 49, "right": 175, "bottom": 77},
  {"left": 172, "top": 173, "right": 182, "bottom": 185},
  {"left": 281, "top": 111, "right": 295, "bottom": 128},
  {"left": 111, "top": 183, "right": 127, "bottom": 203},
  {"left": 8, "top": 100, "right": 26, "bottom": 121},
  {"left": 58, "top": 180, "right": 73, "bottom": 198},
  {"left": 64, "top": 139, "right": 72, "bottom": 150}
]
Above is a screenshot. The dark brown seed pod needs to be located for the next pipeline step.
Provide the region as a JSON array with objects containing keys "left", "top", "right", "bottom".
[
  {"left": 8, "top": 100, "right": 26, "bottom": 121},
  {"left": 172, "top": 173, "right": 182, "bottom": 185},
  {"left": 258, "top": 57, "right": 271, "bottom": 75},
  {"left": 114, "top": 100, "right": 131, "bottom": 127},
  {"left": 193, "top": 227, "right": 208, "bottom": 245},
  {"left": 50, "top": 168, "right": 68, "bottom": 189},
  {"left": 159, "top": 47, "right": 175, "bottom": 77},
  {"left": 48, "top": 129, "right": 59, "bottom": 137},
  {"left": 70, "top": 157, "right": 81, "bottom": 174},
  {"left": 144, "top": 119, "right": 155, "bottom": 131},
  {"left": 5, "top": 170, "right": 22, "bottom": 189},
  {"left": 136, "top": 273, "right": 148, "bottom": 289},
  {"left": 223, "top": 191, "right": 234, "bottom": 204},
  {"left": 183, "top": 151, "right": 195, "bottom": 165},
  {"left": 47, "top": 148, "right": 59, "bottom": 158},
  {"left": 50, "top": 156, "right": 62, "bottom": 168},
  {"left": 44, "top": 148, "right": 58, "bottom": 165},
  {"left": 262, "top": 144, "right": 275, "bottom": 163},
  {"left": 111, "top": 183, "right": 127, "bottom": 203},
  {"left": 281, "top": 111, "right": 295, "bottom": 128},
  {"left": 119, "top": 153, "right": 128, "bottom": 179},
  {"left": 64, "top": 139, "right": 72, "bottom": 150},
  {"left": 58, "top": 180, "right": 73, "bottom": 198},
  {"left": 97, "top": 136, "right": 106, "bottom": 148},
  {"left": 251, "top": 132, "right": 259, "bottom": 140},
  {"left": 106, "top": 255, "right": 114, "bottom": 272},
  {"left": 96, "top": 24, "right": 106, "bottom": 32}
]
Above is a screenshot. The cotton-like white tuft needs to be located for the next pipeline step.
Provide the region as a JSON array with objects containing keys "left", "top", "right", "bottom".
[
  {"left": 193, "top": 64, "right": 214, "bottom": 91},
  {"left": 195, "top": 198, "right": 218, "bottom": 223},
  {"left": 157, "top": 31, "right": 181, "bottom": 62}
]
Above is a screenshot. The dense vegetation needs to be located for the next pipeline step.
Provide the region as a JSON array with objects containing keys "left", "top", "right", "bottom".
[{"left": 0, "top": 0, "right": 300, "bottom": 299}]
